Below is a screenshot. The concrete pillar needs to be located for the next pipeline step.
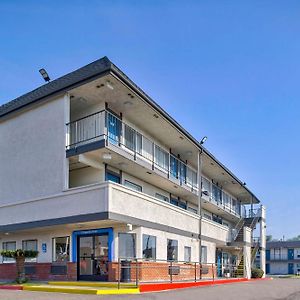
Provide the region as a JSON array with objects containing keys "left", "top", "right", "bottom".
[
  {"left": 243, "top": 226, "right": 252, "bottom": 279},
  {"left": 260, "top": 205, "right": 266, "bottom": 277}
]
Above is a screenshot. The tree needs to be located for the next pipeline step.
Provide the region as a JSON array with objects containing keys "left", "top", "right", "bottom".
[{"left": 1, "top": 249, "right": 38, "bottom": 283}]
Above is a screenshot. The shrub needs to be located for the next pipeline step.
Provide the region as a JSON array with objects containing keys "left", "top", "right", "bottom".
[
  {"left": 1, "top": 249, "right": 38, "bottom": 258},
  {"left": 251, "top": 268, "right": 264, "bottom": 278}
]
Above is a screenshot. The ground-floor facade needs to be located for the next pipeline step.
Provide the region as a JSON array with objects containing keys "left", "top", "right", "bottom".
[{"left": 0, "top": 222, "right": 243, "bottom": 282}]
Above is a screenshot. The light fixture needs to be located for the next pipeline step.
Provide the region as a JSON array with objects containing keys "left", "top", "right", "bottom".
[
  {"left": 179, "top": 136, "right": 184, "bottom": 140},
  {"left": 4, "top": 232, "right": 9, "bottom": 236},
  {"left": 39, "top": 68, "right": 50, "bottom": 82},
  {"left": 124, "top": 101, "right": 133, "bottom": 107},
  {"left": 200, "top": 136, "right": 208, "bottom": 145},
  {"left": 127, "top": 93, "right": 134, "bottom": 99},
  {"left": 146, "top": 171, "right": 152, "bottom": 175},
  {"left": 153, "top": 114, "right": 159, "bottom": 119},
  {"left": 106, "top": 81, "right": 114, "bottom": 90},
  {"left": 102, "top": 153, "right": 112, "bottom": 160},
  {"left": 118, "top": 162, "right": 127, "bottom": 168},
  {"left": 96, "top": 84, "right": 104, "bottom": 88},
  {"left": 186, "top": 151, "right": 193, "bottom": 156}
]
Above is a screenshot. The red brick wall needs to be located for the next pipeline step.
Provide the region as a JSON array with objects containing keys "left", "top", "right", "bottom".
[
  {"left": 0, "top": 262, "right": 77, "bottom": 281},
  {"left": 108, "top": 262, "right": 216, "bottom": 282}
]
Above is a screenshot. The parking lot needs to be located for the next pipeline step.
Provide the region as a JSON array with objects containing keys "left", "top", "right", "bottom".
[{"left": 0, "top": 279, "right": 300, "bottom": 300}]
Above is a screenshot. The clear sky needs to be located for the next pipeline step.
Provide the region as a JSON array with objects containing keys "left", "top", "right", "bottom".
[{"left": 0, "top": 0, "right": 299, "bottom": 239}]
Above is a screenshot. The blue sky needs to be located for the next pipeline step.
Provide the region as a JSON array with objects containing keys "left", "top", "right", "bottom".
[{"left": 1, "top": 1, "right": 299, "bottom": 239}]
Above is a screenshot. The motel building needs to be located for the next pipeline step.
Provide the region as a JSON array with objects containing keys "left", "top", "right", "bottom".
[
  {"left": 266, "top": 241, "right": 300, "bottom": 275},
  {"left": 0, "top": 57, "right": 266, "bottom": 282}
]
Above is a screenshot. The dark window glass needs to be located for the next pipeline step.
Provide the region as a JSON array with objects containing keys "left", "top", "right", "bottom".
[
  {"left": 142, "top": 235, "right": 156, "bottom": 260},
  {"left": 106, "top": 171, "right": 120, "bottom": 184},
  {"left": 167, "top": 239, "right": 178, "bottom": 261},
  {"left": 52, "top": 236, "right": 70, "bottom": 262},
  {"left": 119, "top": 233, "right": 136, "bottom": 258}
]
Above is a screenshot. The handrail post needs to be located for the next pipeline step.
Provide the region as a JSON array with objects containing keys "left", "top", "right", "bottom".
[
  {"left": 170, "top": 261, "right": 173, "bottom": 283},
  {"left": 194, "top": 262, "right": 197, "bottom": 282},
  {"left": 118, "top": 257, "right": 120, "bottom": 289},
  {"left": 212, "top": 263, "right": 215, "bottom": 282}
]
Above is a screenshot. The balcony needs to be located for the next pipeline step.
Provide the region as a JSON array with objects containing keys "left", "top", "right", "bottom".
[
  {"left": 201, "top": 177, "right": 245, "bottom": 219},
  {"left": 66, "top": 110, "right": 198, "bottom": 195}
]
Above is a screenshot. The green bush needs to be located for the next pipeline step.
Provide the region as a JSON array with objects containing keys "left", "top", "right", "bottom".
[
  {"left": 1, "top": 249, "right": 39, "bottom": 258},
  {"left": 251, "top": 268, "right": 264, "bottom": 278}
]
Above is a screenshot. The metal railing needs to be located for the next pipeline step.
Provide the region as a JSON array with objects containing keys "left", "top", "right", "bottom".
[
  {"left": 67, "top": 110, "right": 199, "bottom": 192},
  {"left": 115, "top": 258, "right": 242, "bottom": 288}
]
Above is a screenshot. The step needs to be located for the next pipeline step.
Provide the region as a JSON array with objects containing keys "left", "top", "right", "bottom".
[{"left": 24, "top": 285, "right": 140, "bottom": 295}]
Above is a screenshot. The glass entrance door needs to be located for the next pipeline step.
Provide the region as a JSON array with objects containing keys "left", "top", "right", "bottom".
[{"left": 78, "top": 234, "right": 109, "bottom": 281}]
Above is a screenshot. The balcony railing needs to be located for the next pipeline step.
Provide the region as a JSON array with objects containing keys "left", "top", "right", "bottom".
[
  {"left": 66, "top": 110, "right": 248, "bottom": 218},
  {"left": 201, "top": 177, "right": 245, "bottom": 217},
  {"left": 67, "top": 110, "right": 198, "bottom": 192}
]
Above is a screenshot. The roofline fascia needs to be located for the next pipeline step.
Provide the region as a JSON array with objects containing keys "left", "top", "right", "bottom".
[{"left": 109, "top": 64, "right": 260, "bottom": 204}]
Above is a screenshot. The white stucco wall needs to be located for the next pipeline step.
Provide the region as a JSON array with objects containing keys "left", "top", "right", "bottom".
[{"left": 0, "top": 96, "right": 67, "bottom": 205}]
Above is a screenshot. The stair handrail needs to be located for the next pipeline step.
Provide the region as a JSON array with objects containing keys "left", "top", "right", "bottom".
[
  {"left": 249, "top": 207, "right": 262, "bottom": 230},
  {"left": 232, "top": 217, "right": 245, "bottom": 241}
]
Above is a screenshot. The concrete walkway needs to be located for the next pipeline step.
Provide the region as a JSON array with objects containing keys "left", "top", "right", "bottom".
[{"left": 0, "top": 278, "right": 300, "bottom": 300}]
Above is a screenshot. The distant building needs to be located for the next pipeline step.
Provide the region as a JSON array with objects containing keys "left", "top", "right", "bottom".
[{"left": 266, "top": 241, "right": 300, "bottom": 275}]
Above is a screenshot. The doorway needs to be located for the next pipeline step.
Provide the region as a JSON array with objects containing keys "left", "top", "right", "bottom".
[{"left": 78, "top": 234, "right": 109, "bottom": 281}]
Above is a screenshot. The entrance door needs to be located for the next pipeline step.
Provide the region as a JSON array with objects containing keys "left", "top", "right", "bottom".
[
  {"left": 288, "top": 249, "right": 294, "bottom": 260},
  {"left": 78, "top": 234, "right": 109, "bottom": 281},
  {"left": 288, "top": 263, "right": 294, "bottom": 275},
  {"left": 266, "top": 263, "right": 270, "bottom": 274}
]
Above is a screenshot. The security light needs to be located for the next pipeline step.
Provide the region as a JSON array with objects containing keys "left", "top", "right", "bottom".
[
  {"left": 39, "top": 68, "right": 50, "bottom": 82},
  {"left": 200, "top": 136, "right": 208, "bottom": 145}
]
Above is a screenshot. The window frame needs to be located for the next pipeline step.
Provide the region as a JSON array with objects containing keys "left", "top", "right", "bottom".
[
  {"left": 2, "top": 241, "right": 16, "bottom": 263},
  {"left": 142, "top": 234, "right": 156, "bottom": 260},
  {"left": 167, "top": 239, "right": 178, "bottom": 261},
  {"left": 124, "top": 180, "right": 142, "bottom": 192},
  {"left": 52, "top": 236, "right": 70, "bottom": 262},
  {"left": 184, "top": 246, "right": 191, "bottom": 263},
  {"left": 22, "top": 239, "right": 38, "bottom": 262},
  {"left": 118, "top": 233, "right": 136, "bottom": 259}
]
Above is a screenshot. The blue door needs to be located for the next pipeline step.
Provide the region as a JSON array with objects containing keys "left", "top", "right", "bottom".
[
  {"left": 288, "top": 263, "right": 294, "bottom": 274},
  {"left": 107, "top": 113, "right": 121, "bottom": 145},
  {"left": 288, "top": 249, "right": 294, "bottom": 260},
  {"left": 266, "top": 263, "right": 270, "bottom": 274},
  {"left": 266, "top": 250, "right": 270, "bottom": 261},
  {"left": 216, "top": 251, "right": 222, "bottom": 277}
]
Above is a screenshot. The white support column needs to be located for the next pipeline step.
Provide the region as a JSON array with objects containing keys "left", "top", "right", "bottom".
[
  {"left": 243, "top": 226, "right": 252, "bottom": 279},
  {"left": 260, "top": 205, "right": 266, "bottom": 277}
]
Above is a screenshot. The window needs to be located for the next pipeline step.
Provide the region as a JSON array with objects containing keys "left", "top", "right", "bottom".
[
  {"left": 178, "top": 200, "right": 187, "bottom": 210},
  {"left": 155, "top": 193, "right": 169, "bottom": 202},
  {"left": 212, "top": 214, "right": 222, "bottom": 225},
  {"left": 201, "top": 246, "right": 207, "bottom": 263},
  {"left": 167, "top": 239, "right": 178, "bottom": 261},
  {"left": 184, "top": 246, "right": 191, "bottom": 262},
  {"left": 119, "top": 233, "right": 136, "bottom": 259},
  {"left": 188, "top": 207, "right": 198, "bottom": 214},
  {"left": 203, "top": 213, "right": 212, "bottom": 220},
  {"left": 142, "top": 235, "right": 156, "bottom": 260},
  {"left": 222, "top": 221, "right": 229, "bottom": 227},
  {"left": 52, "top": 236, "right": 70, "bottom": 262},
  {"left": 106, "top": 171, "right": 120, "bottom": 184},
  {"left": 201, "top": 177, "right": 211, "bottom": 196},
  {"left": 124, "top": 124, "right": 136, "bottom": 151},
  {"left": 170, "top": 197, "right": 179, "bottom": 206},
  {"left": 170, "top": 156, "right": 178, "bottom": 178},
  {"left": 154, "top": 145, "right": 169, "bottom": 171},
  {"left": 212, "top": 184, "right": 222, "bottom": 204},
  {"left": 136, "top": 132, "right": 142, "bottom": 155},
  {"left": 124, "top": 180, "right": 142, "bottom": 192},
  {"left": 2, "top": 241, "right": 16, "bottom": 263},
  {"left": 22, "top": 239, "right": 38, "bottom": 262}
]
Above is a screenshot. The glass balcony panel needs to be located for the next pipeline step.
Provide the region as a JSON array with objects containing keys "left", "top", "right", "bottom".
[
  {"left": 124, "top": 124, "right": 136, "bottom": 151},
  {"left": 170, "top": 155, "right": 178, "bottom": 179},
  {"left": 154, "top": 145, "right": 169, "bottom": 172}
]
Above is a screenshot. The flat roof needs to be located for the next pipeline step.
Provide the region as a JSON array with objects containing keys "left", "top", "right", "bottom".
[{"left": 0, "top": 56, "right": 261, "bottom": 204}]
